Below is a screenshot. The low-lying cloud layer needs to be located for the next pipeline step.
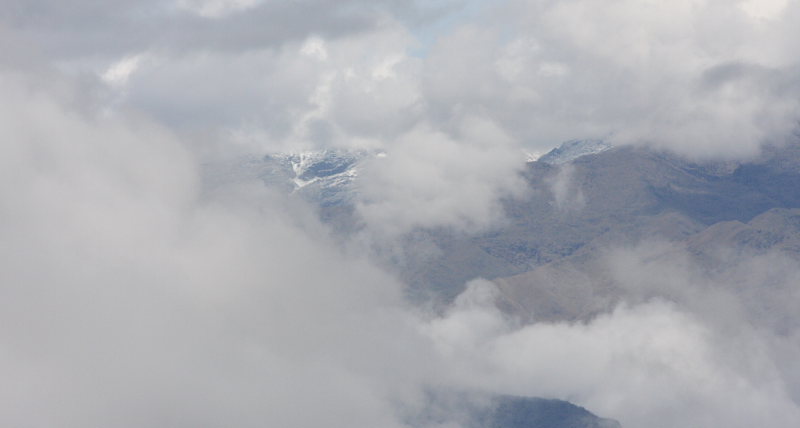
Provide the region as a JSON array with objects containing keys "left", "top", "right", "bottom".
[
  {"left": 431, "top": 279, "right": 800, "bottom": 428},
  {"left": 0, "top": 66, "right": 431, "bottom": 427}
]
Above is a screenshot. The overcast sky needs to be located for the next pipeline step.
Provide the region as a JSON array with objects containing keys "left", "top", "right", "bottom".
[
  {"left": 4, "top": 0, "right": 800, "bottom": 159},
  {"left": 2, "top": 1, "right": 800, "bottom": 427}
]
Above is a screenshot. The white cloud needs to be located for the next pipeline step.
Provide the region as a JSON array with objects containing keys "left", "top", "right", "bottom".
[
  {"left": 4, "top": 60, "right": 800, "bottom": 427},
  {"left": 176, "top": 0, "right": 264, "bottom": 18},
  {"left": 546, "top": 164, "right": 585, "bottom": 212},
  {"left": 0, "top": 66, "right": 440, "bottom": 427},
  {"left": 356, "top": 117, "right": 526, "bottom": 237},
  {"left": 9, "top": 1, "right": 800, "bottom": 161},
  {"left": 426, "top": 282, "right": 800, "bottom": 428},
  {"left": 739, "top": 0, "right": 789, "bottom": 21},
  {"left": 420, "top": 0, "right": 800, "bottom": 159},
  {"left": 300, "top": 36, "right": 329, "bottom": 61},
  {"left": 101, "top": 53, "right": 149, "bottom": 87}
]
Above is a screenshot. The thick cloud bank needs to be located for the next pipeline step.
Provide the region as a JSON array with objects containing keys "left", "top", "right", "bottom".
[
  {"left": 0, "top": 67, "right": 435, "bottom": 427},
  {"left": 422, "top": 0, "right": 800, "bottom": 159},
  {"left": 5, "top": 1, "right": 800, "bottom": 162}
]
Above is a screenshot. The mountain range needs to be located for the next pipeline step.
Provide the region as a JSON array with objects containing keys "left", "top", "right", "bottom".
[{"left": 204, "top": 137, "right": 800, "bottom": 428}]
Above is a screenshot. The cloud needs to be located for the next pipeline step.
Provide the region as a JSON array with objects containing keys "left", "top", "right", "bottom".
[
  {"left": 0, "top": 0, "right": 390, "bottom": 60},
  {"left": 356, "top": 117, "right": 527, "bottom": 237},
  {"left": 12, "top": 54, "right": 800, "bottom": 428},
  {"left": 8, "top": 0, "right": 800, "bottom": 163},
  {"left": 20, "top": 0, "right": 800, "bottom": 235},
  {"left": 0, "top": 65, "right": 440, "bottom": 427},
  {"left": 3, "top": 60, "right": 800, "bottom": 427},
  {"left": 101, "top": 53, "right": 148, "bottom": 87},
  {"left": 4, "top": 2, "right": 800, "bottom": 428},
  {"left": 111, "top": 24, "right": 423, "bottom": 153},
  {"left": 427, "top": 278, "right": 800, "bottom": 428},
  {"left": 483, "top": 234, "right": 800, "bottom": 427},
  {"left": 420, "top": 0, "right": 800, "bottom": 159},
  {"left": 545, "top": 164, "right": 585, "bottom": 212},
  {"left": 95, "top": 19, "right": 526, "bottom": 237},
  {"left": 176, "top": 0, "right": 264, "bottom": 18},
  {"left": 739, "top": 0, "right": 789, "bottom": 20}
]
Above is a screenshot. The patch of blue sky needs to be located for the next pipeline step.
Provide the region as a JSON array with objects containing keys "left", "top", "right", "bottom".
[{"left": 406, "top": 0, "right": 501, "bottom": 57}]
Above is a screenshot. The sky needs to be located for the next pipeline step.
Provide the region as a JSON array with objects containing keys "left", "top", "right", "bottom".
[
  {"left": 2, "top": 1, "right": 800, "bottom": 427},
  {"left": 5, "top": 0, "right": 800, "bottom": 159}
]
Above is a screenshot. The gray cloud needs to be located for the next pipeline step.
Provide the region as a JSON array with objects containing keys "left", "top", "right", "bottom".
[
  {"left": 545, "top": 164, "right": 585, "bottom": 212},
  {"left": 427, "top": 247, "right": 800, "bottom": 428},
  {"left": 10, "top": 58, "right": 798, "bottom": 428},
  {"left": 0, "top": 65, "right": 441, "bottom": 427},
  {"left": 9, "top": 0, "right": 800, "bottom": 161},
  {"left": 2, "top": 0, "right": 385, "bottom": 58},
  {"left": 356, "top": 118, "right": 527, "bottom": 237},
  {"left": 420, "top": 0, "right": 800, "bottom": 159},
  {"left": 4, "top": 2, "right": 800, "bottom": 427}
]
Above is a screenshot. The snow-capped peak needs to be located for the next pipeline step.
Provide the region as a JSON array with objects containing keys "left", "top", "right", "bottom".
[{"left": 537, "top": 139, "right": 612, "bottom": 165}]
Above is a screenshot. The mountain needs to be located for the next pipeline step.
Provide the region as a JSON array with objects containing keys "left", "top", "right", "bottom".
[
  {"left": 687, "top": 207, "right": 800, "bottom": 256},
  {"left": 537, "top": 139, "right": 613, "bottom": 165},
  {"left": 202, "top": 139, "right": 800, "bottom": 427},
  {"left": 490, "top": 144, "right": 800, "bottom": 322},
  {"left": 411, "top": 394, "right": 621, "bottom": 428},
  {"left": 203, "top": 140, "right": 800, "bottom": 307},
  {"left": 203, "top": 149, "right": 367, "bottom": 206},
  {"left": 479, "top": 396, "right": 621, "bottom": 428},
  {"left": 401, "top": 140, "right": 800, "bottom": 304},
  {"left": 201, "top": 149, "right": 372, "bottom": 233}
]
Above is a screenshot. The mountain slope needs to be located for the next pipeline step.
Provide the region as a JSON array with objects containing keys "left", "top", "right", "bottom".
[
  {"left": 412, "top": 394, "right": 621, "bottom": 428},
  {"left": 203, "top": 140, "right": 800, "bottom": 306},
  {"left": 406, "top": 140, "right": 800, "bottom": 302},
  {"left": 481, "top": 396, "right": 621, "bottom": 428}
]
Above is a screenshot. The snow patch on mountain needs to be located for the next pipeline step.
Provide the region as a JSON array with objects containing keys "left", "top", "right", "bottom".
[
  {"left": 261, "top": 150, "right": 371, "bottom": 205},
  {"left": 538, "top": 140, "right": 612, "bottom": 165}
]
